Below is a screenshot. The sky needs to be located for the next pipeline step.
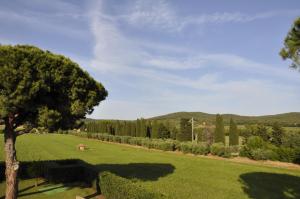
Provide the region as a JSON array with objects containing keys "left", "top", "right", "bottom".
[{"left": 0, "top": 0, "right": 299, "bottom": 119}]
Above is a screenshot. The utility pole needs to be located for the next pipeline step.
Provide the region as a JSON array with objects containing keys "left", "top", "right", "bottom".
[{"left": 190, "top": 117, "right": 194, "bottom": 142}]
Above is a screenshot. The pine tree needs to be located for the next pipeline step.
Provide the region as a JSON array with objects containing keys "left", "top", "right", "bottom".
[
  {"left": 214, "top": 114, "right": 225, "bottom": 143},
  {"left": 229, "top": 118, "right": 239, "bottom": 146}
]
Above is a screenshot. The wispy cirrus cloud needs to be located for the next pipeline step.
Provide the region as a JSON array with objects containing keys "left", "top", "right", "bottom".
[
  {"left": 116, "top": 0, "right": 300, "bottom": 32},
  {"left": 87, "top": 0, "right": 300, "bottom": 119}
]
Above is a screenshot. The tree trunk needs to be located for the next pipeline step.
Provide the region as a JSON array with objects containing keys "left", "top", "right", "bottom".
[{"left": 4, "top": 117, "right": 19, "bottom": 199}]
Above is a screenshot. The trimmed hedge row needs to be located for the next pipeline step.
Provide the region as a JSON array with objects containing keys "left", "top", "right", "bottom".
[
  {"left": 70, "top": 132, "right": 239, "bottom": 158},
  {"left": 100, "top": 171, "right": 167, "bottom": 199}
]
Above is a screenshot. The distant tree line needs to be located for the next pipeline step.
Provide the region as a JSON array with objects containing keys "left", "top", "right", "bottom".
[{"left": 82, "top": 119, "right": 178, "bottom": 139}]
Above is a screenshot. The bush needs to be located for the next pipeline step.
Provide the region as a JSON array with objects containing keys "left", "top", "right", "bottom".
[
  {"left": 121, "top": 136, "right": 131, "bottom": 144},
  {"left": 179, "top": 142, "right": 193, "bottom": 153},
  {"left": 113, "top": 136, "right": 121, "bottom": 143},
  {"left": 246, "top": 136, "right": 265, "bottom": 150},
  {"left": 191, "top": 142, "right": 210, "bottom": 155},
  {"left": 210, "top": 143, "right": 225, "bottom": 156},
  {"left": 251, "top": 149, "right": 278, "bottom": 161},
  {"left": 282, "top": 131, "right": 300, "bottom": 149},
  {"left": 100, "top": 171, "right": 167, "bottom": 199},
  {"left": 275, "top": 147, "right": 296, "bottom": 162},
  {"left": 141, "top": 138, "right": 151, "bottom": 148}
]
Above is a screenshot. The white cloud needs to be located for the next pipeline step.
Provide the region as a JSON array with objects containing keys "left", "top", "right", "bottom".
[
  {"left": 88, "top": 0, "right": 300, "bottom": 119},
  {"left": 117, "top": 0, "right": 300, "bottom": 32}
]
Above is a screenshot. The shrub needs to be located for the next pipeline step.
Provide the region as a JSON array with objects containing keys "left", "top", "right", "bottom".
[
  {"left": 151, "top": 140, "right": 176, "bottom": 151},
  {"left": 180, "top": 142, "right": 193, "bottom": 153},
  {"left": 128, "top": 137, "right": 139, "bottom": 145},
  {"left": 113, "top": 136, "right": 121, "bottom": 143},
  {"left": 246, "top": 136, "right": 265, "bottom": 150},
  {"left": 275, "top": 147, "right": 296, "bottom": 162},
  {"left": 210, "top": 142, "right": 225, "bottom": 156},
  {"left": 100, "top": 171, "right": 167, "bottom": 199},
  {"left": 141, "top": 138, "right": 151, "bottom": 148},
  {"left": 251, "top": 149, "right": 278, "bottom": 161},
  {"left": 282, "top": 131, "right": 300, "bottom": 149},
  {"left": 121, "top": 136, "right": 131, "bottom": 144},
  {"left": 191, "top": 142, "right": 210, "bottom": 155}
]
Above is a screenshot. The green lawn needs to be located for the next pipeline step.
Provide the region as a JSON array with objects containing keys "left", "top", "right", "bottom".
[{"left": 1, "top": 134, "right": 300, "bottom": 199}]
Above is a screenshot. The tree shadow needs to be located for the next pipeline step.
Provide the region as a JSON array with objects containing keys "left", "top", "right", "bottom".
[
  {"left": 95, "top": 163, "right": 175, "bottom": 181},
  {"left": 240, "top": 172, "right": 300, "bottom": 199},
  {"left": 0, "top": 160, "right": 175, "bottom": 198}
]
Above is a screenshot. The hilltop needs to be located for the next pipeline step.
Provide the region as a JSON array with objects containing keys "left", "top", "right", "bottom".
[{"left": 149, "top": 112, "right": 300, "bottom": 126}]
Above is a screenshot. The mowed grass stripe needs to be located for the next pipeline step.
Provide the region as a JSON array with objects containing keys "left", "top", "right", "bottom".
[{"left": 1, "top": 134, "right": 300, "bottom": 199}]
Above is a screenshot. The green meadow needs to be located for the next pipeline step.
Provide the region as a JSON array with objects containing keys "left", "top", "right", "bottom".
[{"left": 1, "top": 134, "right": 300, "bottom": 199}]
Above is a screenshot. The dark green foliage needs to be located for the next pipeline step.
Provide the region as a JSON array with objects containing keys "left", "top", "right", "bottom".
[
  {"left": 140, "top": 118, "right": 147, "bottom": 137},
  {"left": 170, "top": 127, "right": 178, "bottom": 140},
  {"left": 255, "top": 124, "right": 270, "bottom": 142},
  {"left": 180, "top": 142, "right": 209, "bottom": 155},
  {"left": 151, "top": 120, "right": 159, "bottom": 138},
  {"left": 250, "top": 149, "right": 278, "bottom": 161},
  {"left": 280, "top": 17, "right": 300, "bottom": 70},
  {"left": 136, "top": 119, "right": 141, "bottom": 137},
  {"left": 245, "top": 136, "right": 266, "bottom": 150},
  {"left": 275, "top": 147, "right": 296, "bottom": 162},
  {"left": 214, "top": 114, "right": 225, "bottom": 144},
  {"left": 0, "top": 45, "right": 107, "bottom": 130},
  {"left": 100, "top": 172, "right": 167, "bottom": 199},
  {"left": 151, "top": 112, "right": 300, "bottom": 127},
  {"left": 270, "top": 122, "right": 284, "bottom": 146},
  {"left": 158, "top": 123, "right": 170, "bottom": 138},
  {"left": 229, "top": 118, "right": 239, "bottom": 146},
  {"left": 282, "top": 131, "right": 300, "bottom": 148},
  {"left": 210, "top": 142, "right": 226, "bottom": 156},
  {"left": 177, "top": 118, "right": 192, "bottom": 141}
]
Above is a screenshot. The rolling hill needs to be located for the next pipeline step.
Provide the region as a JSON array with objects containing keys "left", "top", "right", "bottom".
[{"left": 149, "top": 112, "right": 300, "bottom": 126}]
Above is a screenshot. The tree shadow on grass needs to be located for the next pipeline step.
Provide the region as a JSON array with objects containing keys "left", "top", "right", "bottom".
[
  {"left": 240, "top": 172, "right": 300, "bottom": 199},
  {"left": 95, "top": 163, "right": 175, "bottom": 181},
  {"left": 0, "top": 160, "right": 175, "bottom": 198}
]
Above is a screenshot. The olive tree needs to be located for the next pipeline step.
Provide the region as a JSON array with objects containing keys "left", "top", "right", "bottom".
[{"left": 0, "top": 45, "right": 108, "bottom": 199}]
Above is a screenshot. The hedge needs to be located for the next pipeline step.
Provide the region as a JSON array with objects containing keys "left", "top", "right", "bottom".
[{"left": 100, "top": 171, "right": 167, "bottom": 199}]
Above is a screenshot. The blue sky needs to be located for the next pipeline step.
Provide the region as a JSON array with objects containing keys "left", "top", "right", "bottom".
[{"left": 0, "top": 0, "right": 299, "bottom": 119}]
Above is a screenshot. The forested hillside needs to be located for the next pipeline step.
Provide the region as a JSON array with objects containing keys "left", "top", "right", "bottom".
[{"left": 150, "top": 112, "right": 300, "bottom": 126}]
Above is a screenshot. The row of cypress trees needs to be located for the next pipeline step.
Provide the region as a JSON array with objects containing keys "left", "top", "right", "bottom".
[
  {"left": 83, "top": 119, "right": 178, "bottom": 139},
  {"left": 215, "top": 114, "right": 239, "bottom": 145},
  {"left": 83, "top": 115, "right": 240, "bottom": 145}
]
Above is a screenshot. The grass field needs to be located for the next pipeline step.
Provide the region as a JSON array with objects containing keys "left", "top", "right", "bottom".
[{"left": 1, "top": 134, "right": 300, "bottom": 199}]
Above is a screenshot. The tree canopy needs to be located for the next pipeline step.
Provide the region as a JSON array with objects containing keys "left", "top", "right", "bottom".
[
  {"left": 280, "top": 17, "right": 300, "bottom": 70},
  {"left": 0, "top": 45, "right": 108, "bottom": 131}
]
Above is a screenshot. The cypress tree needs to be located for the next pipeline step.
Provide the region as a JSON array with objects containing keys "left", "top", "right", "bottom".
[
  {"left": 130, "top": 122, "right": 136, "bottom": 137},
  {"left": 229, "top": 118, "right": 239, "bottom": 146},
  {"left": 177, "top": 118, "right": 192, "bottom": 141},
  {"left": 152, "top": 120, "right": 159, "bottom": 138},
  {"left": 136, "top": 119, "right": 141, "bottom": 137},
  {"left": 158, "top": 123, "right": 170, "bottom": 139},
  {"left": 214, "top": 114, "right": 225, "bottom": 143},
  {"left": 140, "top": 118, "right": 147, "bottom": 137},
  {"left": 271, "top": 122, "right": 284, "bottom": 146}
]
